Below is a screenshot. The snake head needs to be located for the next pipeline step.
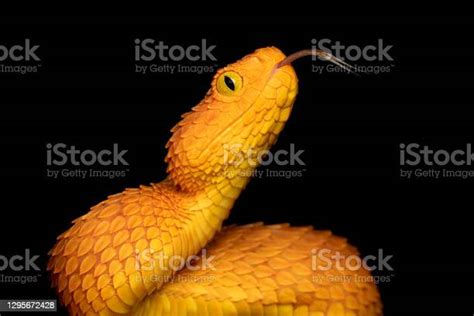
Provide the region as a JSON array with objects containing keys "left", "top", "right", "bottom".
[{"left": 166, "top": 47, "right": 299, "bottom": 192}]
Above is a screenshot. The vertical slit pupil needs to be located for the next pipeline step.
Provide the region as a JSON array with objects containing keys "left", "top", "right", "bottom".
[{"left": 224, "top": 76, "right": 235, "bottom": 91}]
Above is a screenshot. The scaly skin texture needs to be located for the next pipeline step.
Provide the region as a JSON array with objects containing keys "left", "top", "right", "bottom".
[
  {"left": 48, "top": 47, "right": 382, "bottom": 315},
  {"left": 137, "top": 224, "right": 381, "bottom": 316}
]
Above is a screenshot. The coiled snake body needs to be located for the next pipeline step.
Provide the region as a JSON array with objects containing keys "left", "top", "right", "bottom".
[{"left": 48, "top": 47, "right": 382, "bottom": 315}]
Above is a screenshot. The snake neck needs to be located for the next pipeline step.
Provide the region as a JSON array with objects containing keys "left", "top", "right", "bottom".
[
  {"left": 157, "top": 172, "right": 250, "bottom": 265},
  {"left": 171, "top": 172, "right": 250, "bottom": 236},
  {"left": 189, "top": 171, "right": 249, "bottom": 203}
]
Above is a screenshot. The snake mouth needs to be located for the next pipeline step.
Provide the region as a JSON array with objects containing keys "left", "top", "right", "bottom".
[{"left": 277, "top": 49, "right": 354, "bottom": 72}]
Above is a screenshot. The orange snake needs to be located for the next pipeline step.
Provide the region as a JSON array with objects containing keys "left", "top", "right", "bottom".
[{"left": 48, "top": 47, "right": 382, "bottom": 315}]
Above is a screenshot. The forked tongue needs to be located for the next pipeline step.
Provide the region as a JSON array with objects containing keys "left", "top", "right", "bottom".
[{"left": 277, "top": 49, "right": 356, "bottom": 73}]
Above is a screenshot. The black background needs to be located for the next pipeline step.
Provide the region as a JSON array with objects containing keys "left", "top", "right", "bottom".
[{"left": 0, "top": 16, "right": 473, "bottom": 315}]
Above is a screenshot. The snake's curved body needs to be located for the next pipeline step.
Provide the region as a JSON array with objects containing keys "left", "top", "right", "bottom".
[{"left": 48, "top": 47, "right": 382, "bottom": 315}]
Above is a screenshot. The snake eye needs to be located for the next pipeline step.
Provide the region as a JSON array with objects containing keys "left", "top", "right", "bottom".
[
  {"left": 216, "top": 71, "right": 243, "bottom": 96},
  {"left": 224, "top": 76, "right": 235, "bottom": 90}
]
